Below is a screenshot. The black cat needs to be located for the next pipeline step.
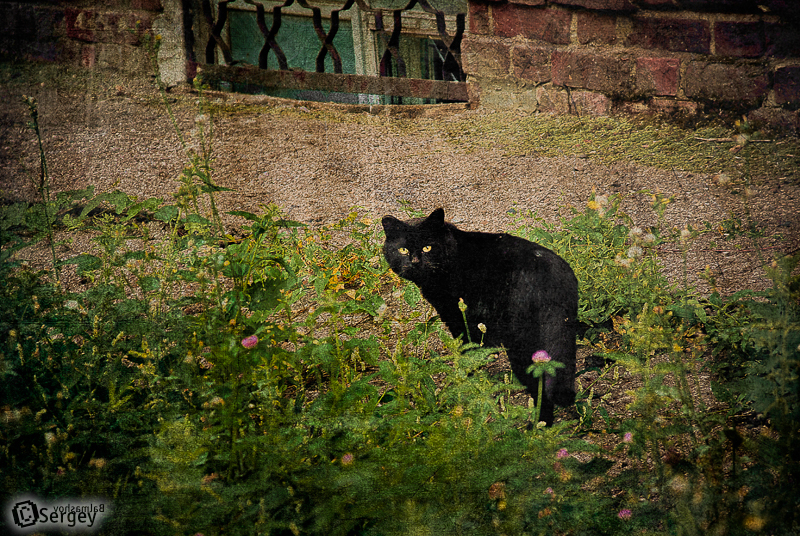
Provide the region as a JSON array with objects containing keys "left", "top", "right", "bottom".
[{"left": 381, "top": 208, "right": 578, "bottom": 425}]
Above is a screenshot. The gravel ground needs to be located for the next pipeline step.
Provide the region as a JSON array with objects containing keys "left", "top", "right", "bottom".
[
  {"left": 1, "top": 65, "right": 798, "bottom": 449},
  {"left": 2, "top": 71, "right": 797, "bottom": 298}
]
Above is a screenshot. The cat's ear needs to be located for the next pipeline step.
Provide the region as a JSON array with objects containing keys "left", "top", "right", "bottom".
[
  {"left": 426, "top": 208, "right": 445, "bottom": 227},
  {"left": 382, "top": 215, "right": 404, "bottom": 236}
]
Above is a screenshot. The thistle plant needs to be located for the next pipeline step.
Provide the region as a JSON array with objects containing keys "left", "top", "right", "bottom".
[
  {"left": 21, "top": 96, "right": 60, "bottom": 283},
  {"left": 6, "top": 76, "right": 800, "bottom": 535},
  {"left": 526, "top": 350, "right": 565, "bottom": 426},
  {"left": 142, "top": 26, "right": 227, "bottom": 238}
]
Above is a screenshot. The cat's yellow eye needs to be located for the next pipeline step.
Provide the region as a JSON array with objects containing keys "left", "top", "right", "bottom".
[
  {"left": 422, "top": 245, "right": 432, "bottom": 252},
  {"left": 398, "top": 247, "right": 409, "bottom": 255}
]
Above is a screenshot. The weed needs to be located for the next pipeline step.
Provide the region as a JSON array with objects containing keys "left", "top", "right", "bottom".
[{"left": 2, "top": 89, "right": 798, "bottom": 536}]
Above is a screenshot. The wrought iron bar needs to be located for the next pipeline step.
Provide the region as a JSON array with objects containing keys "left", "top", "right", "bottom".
[
  {"left": 198, "top": 0, "right": 467, "bottom": 100},
  {"left": 376, "top": 8, "right": 406, "bottom": 78},
  {"left": 202, "top": 0, "right": 234, "bottom": 64},
  {"left": 246, "top": 0, "right": 289, "bottom": 69}
]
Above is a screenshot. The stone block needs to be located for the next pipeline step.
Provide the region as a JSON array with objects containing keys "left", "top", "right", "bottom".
[
  {"left": 65, "top": 8, "right": 153, "bottom": 45},
  {"left": 34, "top": 7, "right": 65, "bottom": 44},
  {"left": 552, "top": 50, "right": 634, "bottom": 97},
  {"left": 462, "top": 37, "right": 511, "bottom": 78},
  {"left": 747, "top": 106, "right": 799, "bottom": 136},
  {"left": 684, "top": 61, "right": 769, "bottom": 106},
  {"left": 476, "top": 80, "right": 539, "bottom": 110},
  {"left": 570, "top": 90, "right": 612, "bottom": 116},
  {"left": 132, "top": 0, "right": 164, "bottom": 11},
  {"left": 577, "top": 11, "right": 617, "bottom": 46},
  {"left": 94, "top": 42, "right": 150, "bottom": 73},
  {"left": 550, "top": 0, "right": 636, "bottom": 10},
  {"left": 511, "top": 44, "right": 552, "bottom": 83},
  {"left": 715, "top": 21, "right": 765, "bottom": 58},
  {"left": 773, "top": 66, "right": 800, "bottom": 107},
  {"left": 650, "top": 98, "right": 701, "bottom": 115},
  {"left": 536, "top": 85, "right": 570, "bottom": 114},
  {"left": 627, "top": 17, "right": 711, "bottom": 54},
  {"left": 636, "top": 57, "right": 680, "bottom": 96},
  {"left": 617, "top": 101, "right": 651, "bottom": 115},
  {"left": 493, "top": 4, "right": 571, "bottom": 44}
]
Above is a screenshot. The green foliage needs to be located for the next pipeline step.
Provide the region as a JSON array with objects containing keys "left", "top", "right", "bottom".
[
  {"left": 3, "top": 83, "right": 798, "bottom": 536},
  {"left": 510, "top": 192, "right": 673, "bottom": 329},
  {"left": 438, "top": 112, "right": 800, "bottom": 183}
]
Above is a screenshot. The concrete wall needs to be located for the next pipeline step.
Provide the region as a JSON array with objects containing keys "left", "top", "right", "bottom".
[{"left": 463, "top": 0, "right": 800, "bottom": 133}]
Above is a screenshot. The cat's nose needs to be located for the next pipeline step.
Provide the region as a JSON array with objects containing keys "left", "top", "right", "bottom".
[{"left": 411, "top": 255, "right": 420, "bottom": 263}]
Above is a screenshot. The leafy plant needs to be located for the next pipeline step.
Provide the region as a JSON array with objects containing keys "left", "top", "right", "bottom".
[{"left": 5, "top": 74, "right": 800, "bottom": 536}]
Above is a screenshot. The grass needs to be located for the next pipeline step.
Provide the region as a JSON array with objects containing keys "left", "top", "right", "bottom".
[
  {"left": 434, "top": 112, "right": 800, "bottom": 181},
  {"left": 5, "top": 59, "right": 795, "bottom": 185},
  {"left": 1, "top": 59, "right": 799, "bottom": 535}
]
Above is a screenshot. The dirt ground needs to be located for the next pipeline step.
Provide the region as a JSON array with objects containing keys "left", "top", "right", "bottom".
[
  {"left": 2, "top": 66, "right": 798, "bottom": 301},
  {"left": 2, "top": 64, "right": 799, "bottom": 457}
]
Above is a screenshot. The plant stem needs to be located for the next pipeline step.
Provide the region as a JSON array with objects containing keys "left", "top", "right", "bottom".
[{"left": 23, "top": 96, "right": 60, "bottom": 283}]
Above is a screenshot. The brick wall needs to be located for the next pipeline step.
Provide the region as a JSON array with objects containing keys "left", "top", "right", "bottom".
[
  {"left": 0, "top": 0, "right": 176, "bottom": 79},
  {"left": 2, "top": 0, "right": 798, "bottom": 133},
  {"left": 464, "top": 0, "right": 800, "bottom": 133}
]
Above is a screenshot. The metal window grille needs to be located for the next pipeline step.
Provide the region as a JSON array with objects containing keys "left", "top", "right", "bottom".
[{"left": 195, "top": 0, "right": 468, "bottom": 102}]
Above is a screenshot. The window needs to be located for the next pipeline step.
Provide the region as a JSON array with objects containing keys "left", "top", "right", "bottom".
[{"left": 219, "top": 0, "right": 466, "bottom": 104}]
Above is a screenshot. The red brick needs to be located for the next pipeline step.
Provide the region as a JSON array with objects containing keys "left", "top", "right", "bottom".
[
  {"left": 551, "top": 0, "right": 636, "bottom": 10},
  {"left": 577, "top": 12, "right": 616, "bottom": 46},
  {"left": 634, "top": 0, "right": 680, "bottom": 8},
  {"left": 512, "top": 44, "right": 552, "bottom": 83},
  {"left": 65, "top": 9, "right": 154, "bottom": 46},
  {"left": 493, "top": 4, "right": 571, "bottom": 44},
  {"left": 774, "top": 66, "right": 800, "bottom": 107},
  {"left": 65, "top": 8, "right": 96, "bottom": 42},
  {"left": 627, "top": 17, "right": 711, "bottom": 54},
  {"left": 684, "top": 61, "right": 769, "bottom": 106},
  {"left": 765, "top": 23, "right": 800, "bottom": 59},
  {"left": 552, "top": 50, "right": 634, "bottom": 97},
  {"left": 715, "top": 21, "right": 765, "bottom": 58},
  {"left": 636, "top": 57, "right": 679, "bottom": 96},
  {"left": 81, "top": 44, "right": 96, "bottom": 68},
  {"left": 679, "top": 0, "right": 763, "bottom": 13},
  {"left": 3, "top": 4, "right": 36, "bottom": 40},
  {"left": 469, "top": 2, "right": 491, "bottom": 35},
  {"left": 94, "top": 0, "right": 128, "bottom": 8},
  {"left": 759, "top": 0, "right": 795, "bottom": 17},
  {"left": 462, "top": 37, "right": 511, "bottom": 78}
]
